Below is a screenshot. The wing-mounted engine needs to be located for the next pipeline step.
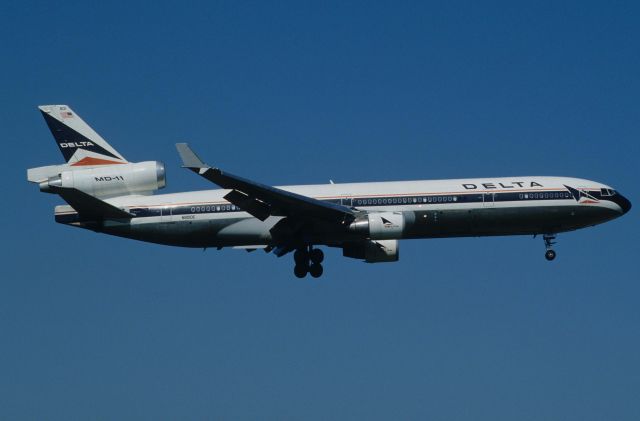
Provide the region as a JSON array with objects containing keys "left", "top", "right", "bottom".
[
  {"left": 343, "top": 239, "right": 399, "bottom": 263},
  {"left": 31, "top": 161, "right": 166, "bottom": 198},
  {"left": 348, "top": 211, "right": 405, "bottom": 240}
]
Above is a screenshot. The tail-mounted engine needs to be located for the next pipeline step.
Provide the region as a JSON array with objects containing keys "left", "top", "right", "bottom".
[
  {"left": 36, "top": 161, "right": 166, "bottom": 198},
  {"left": 348, "top": 211, "right": 405, "bottom": 240}
]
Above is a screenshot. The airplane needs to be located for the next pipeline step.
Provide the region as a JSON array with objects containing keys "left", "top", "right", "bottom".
[{"left": 28, "top": 105, "right": 632, "bottom": 278}]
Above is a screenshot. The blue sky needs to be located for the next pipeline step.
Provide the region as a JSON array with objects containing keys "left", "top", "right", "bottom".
[{"left": 1, "top": 1, "right": 638, "bottom": 419}]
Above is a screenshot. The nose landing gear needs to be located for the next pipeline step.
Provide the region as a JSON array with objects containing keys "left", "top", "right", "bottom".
[
  {"left": 545, "top": 249, "right": 557, "bottom": 261},
  {"left": 543, "top": 234, "right": 557, "bottom": 261},
  {"left": 293, "top": 246, "right": 325, "bottom": 278}
]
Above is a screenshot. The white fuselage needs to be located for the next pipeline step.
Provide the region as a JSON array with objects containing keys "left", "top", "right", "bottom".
[{"left": 54, "top": 176, "right": 629, "bottom": 248}]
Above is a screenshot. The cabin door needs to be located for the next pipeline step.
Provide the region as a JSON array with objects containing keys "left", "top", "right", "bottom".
[
  {"left": 341, "top": 196, "right": 353, "bottom": 207},
  {"left": 483, "top": 192, "right": 495, "bottom": 207},
  {"left": 161, "top": 205, "right": 173, "bottom": 223}
]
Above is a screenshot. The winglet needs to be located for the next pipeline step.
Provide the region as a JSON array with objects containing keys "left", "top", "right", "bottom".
[{"left": 176, "top": 143, "right": 207, "bottom": 168}]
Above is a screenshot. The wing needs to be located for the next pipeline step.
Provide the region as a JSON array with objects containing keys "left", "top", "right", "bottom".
[{"left": 176, "top": 143, "right": 355, "bottom": 224}]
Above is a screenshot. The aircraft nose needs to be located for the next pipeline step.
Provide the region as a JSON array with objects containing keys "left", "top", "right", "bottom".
[{"left": 617, "top": 194, "right": 632, "bottom": 214}]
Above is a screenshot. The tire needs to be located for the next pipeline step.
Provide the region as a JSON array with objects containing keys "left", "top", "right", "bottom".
[
  {"left": 310, "top": 248, "right": 324, "bottom": 264},
  {"left": 294, "top": 264, "right": 308, "bottom": 278},
  {"left": 294, "top": 249, "right": 308, "bottom": 265},
  {"left": 309, "top": 263, "right": 323, "bottom": 278},
  {"left": 545, "top": 250, "right": 556, "bottom": 261}
]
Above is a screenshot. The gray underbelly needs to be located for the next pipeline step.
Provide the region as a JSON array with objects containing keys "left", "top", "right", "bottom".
[
  {"left": 103, "top": 216, "right": 275, "bottom": 247},
  {"left": 405, "top": 205, "right": 618, "bottom": 238}
]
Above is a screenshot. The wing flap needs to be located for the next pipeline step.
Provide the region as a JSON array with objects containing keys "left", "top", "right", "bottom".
[{"left": 224, "top": 189, "right": 271, "bottom": 221}]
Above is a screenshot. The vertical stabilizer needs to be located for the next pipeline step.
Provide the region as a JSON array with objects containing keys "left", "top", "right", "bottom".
[{"left": 38, "top": 105, "right": 128, "bottom": 166}]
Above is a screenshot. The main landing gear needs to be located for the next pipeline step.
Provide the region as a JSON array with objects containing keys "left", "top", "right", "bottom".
[
  {"left": 543, "top": 234, "right": 557, "bottom": 261},
  {"left": 293, "top": 246, "right": 324, "bottom": 278}
]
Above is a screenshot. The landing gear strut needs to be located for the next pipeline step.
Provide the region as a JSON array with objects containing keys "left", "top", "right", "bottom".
[
  {"left": 293, "top": 246, "right": 324, "bottom": 278},
  {"left": 543, "top": 234, "right": 557, "bottom": 261}
]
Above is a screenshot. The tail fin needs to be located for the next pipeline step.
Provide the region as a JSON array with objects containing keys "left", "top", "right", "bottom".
[{"left": 38, "top": 105, "right": 128, "bottom": 166}]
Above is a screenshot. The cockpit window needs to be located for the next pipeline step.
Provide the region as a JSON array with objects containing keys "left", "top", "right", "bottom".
[{"left": 600, "top": 188, "right": 617, "bottom": 197}]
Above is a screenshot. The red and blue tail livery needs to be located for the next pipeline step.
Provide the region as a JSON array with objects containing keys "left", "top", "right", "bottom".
[{"left": 38, "top": 105, "right": 127, "bottom": 166}]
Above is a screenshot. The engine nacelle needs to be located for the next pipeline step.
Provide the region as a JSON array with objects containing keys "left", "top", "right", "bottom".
[
  {"left": 39, "top": 161, "right": 166, "bottom": 198},
  {"left": 343, "top": 239, "right": 399, "bottom": 263},
  {"left": 348, "top": 211, "right": 405, "bottom": 240}
]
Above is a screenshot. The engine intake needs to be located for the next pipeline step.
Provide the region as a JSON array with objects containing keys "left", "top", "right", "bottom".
[
  {"left": 348, "top": 211, "right": 405, "bottom": 240},
  {"left": 39, "top": 161, "right": 166, "bottom": 198}
]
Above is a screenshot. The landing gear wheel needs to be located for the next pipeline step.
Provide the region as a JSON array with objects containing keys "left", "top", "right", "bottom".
[
  {"left": 294, "top": 264, "right": 309, "bottom": 278},
  {"left": 310, "top": 249, "right": 324, "bottom": 264},
  {"left": 309, "top": 263, "right": 323, "bottom": 278},
  {"left": 545, "top": 249, "right": 556, "bottom": 261},
  {"left": 294, "top": 249, "right": 308, "bottom": 265}
]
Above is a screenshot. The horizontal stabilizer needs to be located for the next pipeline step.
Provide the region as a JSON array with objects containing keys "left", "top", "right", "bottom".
[
  {"left": 27, "top": 164, "right": 71, "bottom": 183},
  {"left": 51, "top": 187, "right": 133, "bottom": 219}
]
